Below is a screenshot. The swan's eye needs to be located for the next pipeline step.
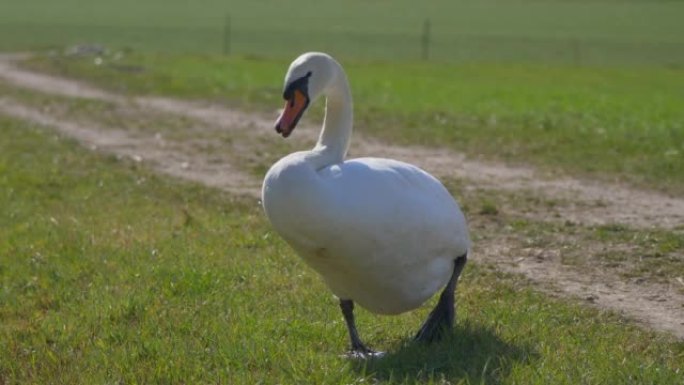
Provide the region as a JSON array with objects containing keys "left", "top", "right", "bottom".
[{"left": 283, "top": 73, "right": 311, "bottom": 101}]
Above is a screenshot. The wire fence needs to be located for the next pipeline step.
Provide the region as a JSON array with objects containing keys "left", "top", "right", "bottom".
[
  {"left": 220, "top": 22, "right": 684, "bottom": 67},
  {"left": 3, "top": 18, "right": 683, "bottom": 67}
]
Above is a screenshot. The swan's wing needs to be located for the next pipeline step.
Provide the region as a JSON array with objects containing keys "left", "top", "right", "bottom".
[{"left": 315, "top": 157, "right": 469, "bottom": 250}]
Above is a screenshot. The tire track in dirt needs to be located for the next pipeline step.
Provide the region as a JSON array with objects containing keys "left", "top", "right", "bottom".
[
  {"left": 1, "top": 54, "right": 682, "bottom": 339},
  {"left": 0, "top": 98, "right": 261, "bottom": 196}
]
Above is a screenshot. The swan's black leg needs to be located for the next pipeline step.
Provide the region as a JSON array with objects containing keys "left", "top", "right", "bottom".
[
  {"left": 339, "top": 299, "right": 381, "bottom": 358},
  {"left": 414, "top": 253, "right": 468, "bottom": 343}
]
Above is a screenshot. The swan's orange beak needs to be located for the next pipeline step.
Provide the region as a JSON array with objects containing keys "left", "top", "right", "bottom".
[{"left": 275, "top": 89, "right": 308, "bottom": 138}]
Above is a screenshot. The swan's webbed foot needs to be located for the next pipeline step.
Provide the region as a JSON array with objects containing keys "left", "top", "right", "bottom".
[
  {"left": 339, "top": 299, "right": 385, "bottom": 359},
  {"left": 414, "top": 254, "right": 468, "bottom": 343},
  {"left": 344, "top": 348, "right": 385, "bottom": 360}
]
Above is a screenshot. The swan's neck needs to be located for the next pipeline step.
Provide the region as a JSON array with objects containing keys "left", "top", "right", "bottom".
[{"left": 310, "top": 68, "right": 352, "bottom": 169}]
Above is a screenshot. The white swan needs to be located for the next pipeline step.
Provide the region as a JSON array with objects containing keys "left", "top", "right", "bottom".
[{"left": 262, "top": 52, "right": 470, "bottom": 356}]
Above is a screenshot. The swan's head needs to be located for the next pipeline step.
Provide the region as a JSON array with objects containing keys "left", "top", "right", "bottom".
[{"left": 275, "top": 52, "right": 337, "bottom": 137}]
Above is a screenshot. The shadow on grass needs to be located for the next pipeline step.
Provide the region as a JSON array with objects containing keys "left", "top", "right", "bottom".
[{"left": 351, "top": 321, "right": 536, "bottom": 384}]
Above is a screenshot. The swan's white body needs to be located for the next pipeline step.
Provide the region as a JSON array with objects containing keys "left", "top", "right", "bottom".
[{"left": 262, "top": 52, "right": 469, "bottom": 315}]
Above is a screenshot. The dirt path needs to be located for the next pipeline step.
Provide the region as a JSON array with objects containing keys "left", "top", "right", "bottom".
[
  {"left": 1, "top": 54, "right": 682, "bottom": 339},
  {"left": 0, "top": 98, "right": 261, "bottom": 196}
]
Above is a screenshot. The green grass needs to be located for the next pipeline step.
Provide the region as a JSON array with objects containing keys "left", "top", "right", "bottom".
[
  {"left": 24, "top": 52, "right": 684, "bottom": 195},
  {"left": 2, "top": 105, "right": 684, "bottom": 383},
  {"left": 2, "top": 0, "right": 684, "bottom": 65}
]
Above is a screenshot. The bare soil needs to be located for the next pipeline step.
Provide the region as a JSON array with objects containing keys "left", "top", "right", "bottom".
[{"left": 1, "top": 54, "right": 682, "bottom": 339}]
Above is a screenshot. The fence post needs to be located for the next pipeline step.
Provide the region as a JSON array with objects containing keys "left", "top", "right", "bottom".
[
  {"left": 223, "top": 13, "right": 231, "bottom": 55},
  {"left": 421, "top": 18, "right": 431, "bottom": 61}
]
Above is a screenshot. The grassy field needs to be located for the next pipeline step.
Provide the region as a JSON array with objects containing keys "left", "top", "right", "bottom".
[
  {"left": 2, "top": 0, "right": 684, "bottom": 382},
  {"left": 1, "top": 114, "right": 683, "bottom": 384},
  {"left": 24, "top": 52, "right": 684, "bottom": 196},
  {"left": 2, "top": 0, "right": 684, "bottom": 65}
]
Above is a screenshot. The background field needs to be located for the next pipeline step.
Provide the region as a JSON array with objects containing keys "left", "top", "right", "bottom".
[
  {"left": 2, "top": 0, "right": 684, "bottom": 383},
  {"left": 6, "top": 0, "right": 684, "bottom": 192},
  {"left": 3, "top": 0, "right": 684, "bottom": 65}
]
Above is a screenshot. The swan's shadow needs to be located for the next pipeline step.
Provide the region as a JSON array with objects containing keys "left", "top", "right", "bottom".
[{"left": 350, "top": 322, "right": 536, "bottom": 384}]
